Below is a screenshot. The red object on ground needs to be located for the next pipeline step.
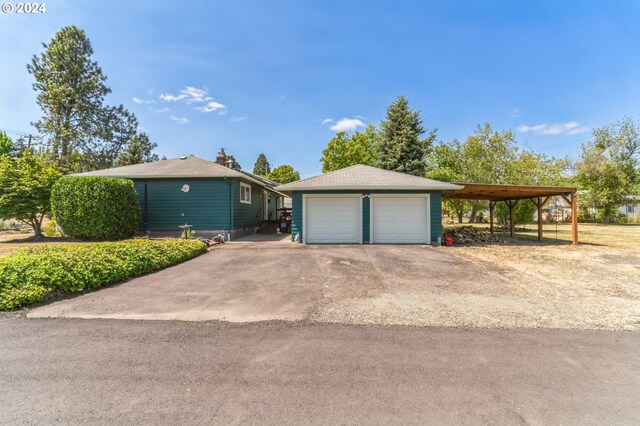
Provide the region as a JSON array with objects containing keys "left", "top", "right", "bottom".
[{"left": 445, "top": 236, "right": 453, "bottom": 247}]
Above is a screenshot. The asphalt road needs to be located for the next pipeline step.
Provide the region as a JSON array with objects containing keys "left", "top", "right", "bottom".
[{"left": 2, "top": 317, "right": 639, "bottom": 425}]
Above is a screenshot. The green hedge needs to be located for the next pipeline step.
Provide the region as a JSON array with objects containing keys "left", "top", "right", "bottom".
[
  {"left": 51, "top": 176, "right": 141, "bottom": 240},
  {"left": 0, "top": 239, "right": 207, "bottom": 310}
]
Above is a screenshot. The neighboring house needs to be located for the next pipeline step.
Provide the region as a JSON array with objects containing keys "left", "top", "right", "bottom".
[
  {"left": 74, "top": 151, "right": 287, "bottom": 238},
  {"left": 275, "top": 165, "right": 462, "bottom": 244},
  {"left": 618, "top": 196, "right": 640, "bottom": 221}
]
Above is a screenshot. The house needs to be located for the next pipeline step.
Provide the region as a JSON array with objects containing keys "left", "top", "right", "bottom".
[
  {"left": 73, "top": 151, "right": 286, "bottom": 239},
  {"left": 275, "top": 165, "right": 462, "bottom": 244},
  {"left": 618, "top": 196, "right": 640, "bottom": 222}
]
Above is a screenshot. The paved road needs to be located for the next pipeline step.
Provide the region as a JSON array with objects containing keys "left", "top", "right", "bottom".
[{"left": 2, "top": 317, "right": 639, "bottom": 425}]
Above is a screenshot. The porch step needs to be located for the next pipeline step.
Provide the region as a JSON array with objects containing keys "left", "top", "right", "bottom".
[{"left": 258, "top": 220, "right": 278, "bottom": 234}]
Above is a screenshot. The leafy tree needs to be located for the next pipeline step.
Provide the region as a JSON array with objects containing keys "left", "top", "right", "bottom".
[
  {"left": 593, "top": 117, "right": 639, "bottom": 185},
  {"left": 0, "top": 131, "right": 18, "bottom": 157},
  {"left": 116, "top": 133, "right": 159, "bottom": 166},
  {"left": 321, "top": 124, "right": 377, "bottom": 172},
  {"left": 267, "top": 165, "right": 300, "bottom": 184},
  {"left": 253, "top": 153, "right": 271, "bottom": 176},
  {"left": 0, "top": 151, "right": 61, "bottom": 239},
  {"left": 376, "top": 96, "right": 435, "bottom": 176},
  {"left": 575, "top": 141, "right": 631, "bottom": 223},
  {"left": 427, "top": 123, "right": 569, "bottom": 223}
]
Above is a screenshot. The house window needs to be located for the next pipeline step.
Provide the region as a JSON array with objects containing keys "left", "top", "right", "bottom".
[{"left": 240, "top": 183, "right": 251, "bottom": 204}]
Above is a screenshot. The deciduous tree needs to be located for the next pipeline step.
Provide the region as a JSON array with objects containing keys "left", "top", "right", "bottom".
[
  {"left": 0, "top": 151, "right": 61, "bottom": 239},
  {"left": 321, "top": 125, "right": 377, "bottom": 172},
  {"left": 267, "top": 165, "right": 300, "bottom": 184}
]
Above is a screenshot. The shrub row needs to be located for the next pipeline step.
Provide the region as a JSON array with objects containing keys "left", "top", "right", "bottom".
[{"left": 0, "top": 239, "right": 207, "bottom": 310}]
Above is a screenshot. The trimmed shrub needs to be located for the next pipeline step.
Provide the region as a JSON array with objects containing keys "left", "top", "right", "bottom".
[
  {"left": 0, "top": 239, "right": 206, "bottom": 310},
  {"left": 51, "top": 176, "right": 141, "bottom": 240}
]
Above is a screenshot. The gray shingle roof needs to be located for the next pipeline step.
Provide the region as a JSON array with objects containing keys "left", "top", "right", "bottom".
[
  {"left": 275, "top": 164, "right": 463, "bottom": 192},
  {"left": 72, "top": 155, "right": 285, "bottom": 194},
  {"left": 72, "top": 155, "right": 244, "bottom": 179}
]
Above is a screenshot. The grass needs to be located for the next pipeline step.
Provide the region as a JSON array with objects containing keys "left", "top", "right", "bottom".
[{"left": 443, "top": 221, "right": 640, "bottom": 249}]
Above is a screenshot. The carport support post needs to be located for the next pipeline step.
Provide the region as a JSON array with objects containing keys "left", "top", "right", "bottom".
[
  {"left": 571, "top": 193, "right": 578, "bottom": 245},
  {"left": 504, "top": 200, "right": 517, "bottom": 238},
  {"left": 537, "top": 197, "right": 543, "bottom": 241},
  {"left": 489, "top": 201, "right": 495, "bottom": 234}
]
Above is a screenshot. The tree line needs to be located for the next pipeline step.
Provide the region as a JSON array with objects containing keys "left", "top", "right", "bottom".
[{"left": 316, "top": 96, "right": 639, "bottom": 224}]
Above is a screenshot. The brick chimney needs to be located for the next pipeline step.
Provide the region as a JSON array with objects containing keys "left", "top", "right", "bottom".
[{"left": 215, "top": 148, "right": 226, "bottom": 166}]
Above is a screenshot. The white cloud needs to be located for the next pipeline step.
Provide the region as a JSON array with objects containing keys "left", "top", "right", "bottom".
[
  {"left": 160, "top": 86, "right": 215, "bottom": 104},
  {"left": 330, "top": 117, "right": 365, "bottom": 132},
  {"left": 197, "top": 101, "right": 226, "bottom": 113},
  {"left": 320, "top": 118, "right": 333, "bottom": 125},
  {"left": 230, "top": 115, "right": 248, "bottom": 122},
  {"left": 510, "top": 108, "right": 520, "bottom": 118},
  {"left": 133, "top": 96, "right": 155, "bottom": 104},
  {"left": 151, "top": 107, "right": 169, "bottom": 113},
  {"left": 517, "top": 121, "right": 589, "bottom": 136},
  {"left": 170, "top": 115, "right": 189, "bottom": 125}
]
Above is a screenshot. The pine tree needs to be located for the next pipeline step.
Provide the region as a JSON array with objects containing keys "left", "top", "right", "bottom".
[
  {"left": 253, "top": 153, "right": 271, "bottom": 176},
  {"left": 376, "top": 96, "right": 435, "bottom": 176},
  {"left": 28, "top": 26, "right": 110, "bottom": 168},
  {"left": 116, "top": 133, "right": 159, "bottom": 166}
]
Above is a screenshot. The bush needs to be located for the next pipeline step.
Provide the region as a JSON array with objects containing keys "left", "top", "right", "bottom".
[
  {"left": 51, "top": 176, "right": 140, "bottom": 240},
  {"left": 0, "top": 239, "right": 206, "bottom": 310},
  {"left": 43, "top": 218, "right": 60, "bottom": 237}
]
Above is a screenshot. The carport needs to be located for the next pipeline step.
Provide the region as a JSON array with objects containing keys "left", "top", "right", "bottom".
[{"left": 443, "top": 183, "right": 579, "bottom": 245}]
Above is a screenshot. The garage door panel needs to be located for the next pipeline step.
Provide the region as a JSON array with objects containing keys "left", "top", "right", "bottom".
[
  {"left": 306, "top": 197, "right": 360, "bottom": 244},
  {"left": 372, "top": 196, "right": 429, "bottom": 244}
]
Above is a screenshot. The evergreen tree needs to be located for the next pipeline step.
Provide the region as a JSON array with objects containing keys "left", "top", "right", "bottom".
[
  {"left": 28, "top": 26, "right": 110, "bottom": 169},
  {"left": 116, "top": 133, "right": 159, "bottom": 166},
  {"left": 253, "top": 153, "right": 271, "bottom": 176},
  {"left": 0, "top": 131, "right": 18, "bottom": 157},
  {"left": 376, "top": 96, "right": 435, "bottom": 176}
]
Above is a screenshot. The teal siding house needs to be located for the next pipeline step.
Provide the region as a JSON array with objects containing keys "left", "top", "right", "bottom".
[
  {"left": 275, "top": 165, "right": 462, "bottom": 244},
  {"left": 75, "top": 153, "right": 286, "bottom": 239}
]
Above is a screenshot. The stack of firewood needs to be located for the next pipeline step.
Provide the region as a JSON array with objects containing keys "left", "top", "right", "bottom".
[{"left": 448, "top": 226, "right": 501, "bottom": 244}]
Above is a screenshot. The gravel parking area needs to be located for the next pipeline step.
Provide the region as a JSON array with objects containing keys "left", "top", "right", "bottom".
[{"left": 310, "top": 244, "right": 640, "bottom": 331}]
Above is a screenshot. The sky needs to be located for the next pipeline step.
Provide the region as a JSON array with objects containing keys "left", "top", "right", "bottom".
[{"left": 1, "top": 0, "right": 639, "bottom": 177}]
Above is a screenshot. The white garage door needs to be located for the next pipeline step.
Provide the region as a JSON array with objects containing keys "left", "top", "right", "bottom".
[
  {"left": 305, "top": 196, "right": 361, "bottom": 243},
  {"left": 371, "top": 195, "right": 429, "bottom": 244}
]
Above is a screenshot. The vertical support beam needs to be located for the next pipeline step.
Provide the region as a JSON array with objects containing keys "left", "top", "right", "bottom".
[
  {"left": 509, "top": 201, "right": 515, "bottom": 238},
  {"left": 571, "top": 193, "right": 578, "bottom": 245},
  {"left": 537, "top": 197, "right": 543, "bottom": 241},
  {"left": 489, "top": 201, "right": 495, "bottom": 234}
]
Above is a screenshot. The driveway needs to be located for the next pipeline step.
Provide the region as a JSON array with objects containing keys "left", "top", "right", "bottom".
[
  {"left": 28, "top": 241, "right": 494, "bottom": 322},
  {"left": 27, "top": 241, "right": 640, "bottom": 330},
  {"left": 1, "top": 318, "right": 639, "bottom": 425}
]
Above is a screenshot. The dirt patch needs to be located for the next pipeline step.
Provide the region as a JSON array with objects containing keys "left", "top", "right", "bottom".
[{"left": 310, "top": 244, "right": 640, "bottom": 331}]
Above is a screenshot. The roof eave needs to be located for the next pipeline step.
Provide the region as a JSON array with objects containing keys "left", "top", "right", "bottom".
[{"left": 274, "top": 184, "right": 464, "bottom": 192}]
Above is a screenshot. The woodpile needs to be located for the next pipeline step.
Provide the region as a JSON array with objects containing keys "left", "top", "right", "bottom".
[{"left": 448, "top": 226, "right": 501, "bottom": 244}]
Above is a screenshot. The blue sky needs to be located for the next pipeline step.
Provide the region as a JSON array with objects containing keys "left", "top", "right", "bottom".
[{"left": 1, "top": 1, "right": 639, "bottom": 177}]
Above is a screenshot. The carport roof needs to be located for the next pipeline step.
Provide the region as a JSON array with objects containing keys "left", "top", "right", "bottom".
[
  {"left": 274, "top": 164, "right": 463, "bottom": 192},
  {"left": 442, "top": 182, "right": 577, "bottom": 201}
]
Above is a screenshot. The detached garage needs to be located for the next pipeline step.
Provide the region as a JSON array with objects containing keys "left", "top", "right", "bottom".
[{"left": 275, "top": 165, "right": 462, "bottom": 244}]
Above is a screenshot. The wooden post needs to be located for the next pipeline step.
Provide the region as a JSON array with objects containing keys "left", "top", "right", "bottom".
[
  {"left": 489, "top": 201, "right": 495, "bottom": 234},
  {"left": 537, "top": 197, "right": 543, "bottom": 241},
  {"left": 509, "top": 201, "right": 515, "bottom": 238},
  {"left": 571, "top": 193, "right": 578, "bottom": 245},
  {"left": 505, "top": 200, "right": 518, "bottom": 238}
]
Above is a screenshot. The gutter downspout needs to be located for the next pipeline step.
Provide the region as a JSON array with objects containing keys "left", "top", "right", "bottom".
[{"left": 223, "top": 177, "right": 232, "bottom": 241}]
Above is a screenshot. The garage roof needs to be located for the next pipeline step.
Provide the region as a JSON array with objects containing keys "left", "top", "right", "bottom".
[
  {"left": 275, "top": 164, "right": 463, "bottom": 192},
  {"left": 442, "top": 182, "right": 577, "bottom": 201}
]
